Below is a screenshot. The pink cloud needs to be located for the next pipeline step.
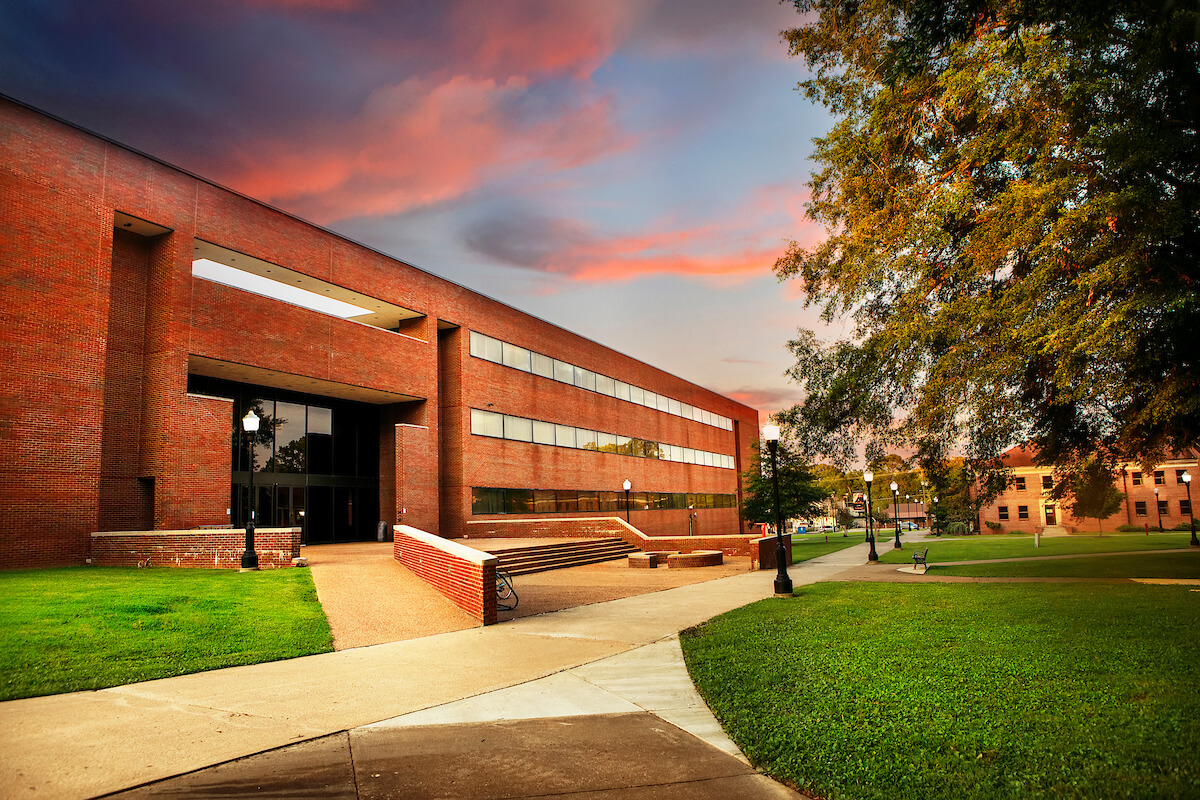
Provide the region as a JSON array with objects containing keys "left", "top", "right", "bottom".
[{"left": 227, "top": 73, "right": 629, "bottom": 223}]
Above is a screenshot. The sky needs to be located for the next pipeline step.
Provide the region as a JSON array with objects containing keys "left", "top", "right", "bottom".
[{"left": 0, "top": 0, "right": 840, "bottom": 423}]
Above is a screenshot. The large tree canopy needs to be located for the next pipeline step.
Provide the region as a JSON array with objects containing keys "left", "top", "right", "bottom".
[{"left": 776, "top": 0, "right": 1200, "bottom": 483}]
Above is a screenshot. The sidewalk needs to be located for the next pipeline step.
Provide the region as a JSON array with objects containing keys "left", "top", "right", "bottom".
[{"left": 0, "top": 551, "right": 863, "bottom": 799}]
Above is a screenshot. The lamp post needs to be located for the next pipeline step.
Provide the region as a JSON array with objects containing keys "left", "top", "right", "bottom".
[
  {"left": 763, "top": 426, "right": 793, "bottom": 596},
  {"left": 623, "top": 479, "right": 632, "bottom": 524},
  {"left": 890, "top": 480, "right": 902, "bottom": 549},
  {"left": 1155, "top": 486, "right": 1163, "bottom": 532},
  {"left": 1185, "top": 473, "right": 1198, "bottom": 547},
  {"left": 932, "top": 496, "right": 940, "bottom": 537},
  {"left": 864, "top": 470, "right": 878, "bottom": 562},
  {"left": 241, "top": 408, "right": 260, "bottom": 571}
]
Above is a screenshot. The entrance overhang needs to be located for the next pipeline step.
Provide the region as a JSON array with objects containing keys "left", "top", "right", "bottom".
[{"left": 188, "top": 355, "right": 423, "bottom": 405}]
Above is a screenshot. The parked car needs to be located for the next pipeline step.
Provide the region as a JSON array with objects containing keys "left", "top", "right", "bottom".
[
  {"left": 821, "top": 524, "right": 835, "bottom": 532},
  {"left": 900, "top": 521, "right": 919, "bottom": 530}
]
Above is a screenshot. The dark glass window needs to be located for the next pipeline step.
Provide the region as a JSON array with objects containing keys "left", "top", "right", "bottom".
[
  {"left": 1042, "top": 475, "right": 1053, "bottom": 490},
  {"left": 504, "top": 489, "right": 534, "bottom": 515},
  {"left": 1018, "top": 505, "right": 1029, "bottom": 519},
  {"left": 578, "top": 491, "right": 599, "bottom": 512},
  {"left": 533, "top": 490, "right": 557, "bottom": 513},
  {"left": 472, "top": 487, "right": 504, "bottom": 515},
  {"left": 1135, "top": 501, "right": 1147, "bottom": 516},
  {"left": 272, "top": 401, "right": 307, "bottom": 473},
  {"left": 1155, "top": 471, "right": 1165, "bottom": 485},
  {"left": 1177, "top": 469, "right": 1189, "bottom": 484},
  {"left": 998, "top": 506, "right": 1009, "bottom": 520},
  {"left": 1159, "top": 499, "right": 1169, "bottom": 514},
  {"left": 1182, "top": 499, "right": 1193, "bottom": 516},
  {"left": 1013, "top": 477, "right": 1026, "bottom": 491},
  {"left": 555, "top": 491, "right": 579, "bottom": 513},
  {"left": 1131, "top": 471, "right": 1142, "bottom": 486}
]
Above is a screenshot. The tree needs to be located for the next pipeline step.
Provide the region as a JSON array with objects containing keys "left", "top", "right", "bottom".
[
  {"left": 775, "top": 0, "right": 1200, "bottom": 490},
  {"left": 1066, "top": 457, "right": 1125, "bottom": 534},
  {"left": 741, "top": 441, "right": 826, "bottom": 526}
]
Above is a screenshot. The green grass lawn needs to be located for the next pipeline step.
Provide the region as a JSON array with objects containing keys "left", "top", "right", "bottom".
[
  {"left": 936, "top": 550, "right": 1200, "bottom": 579},
  {"left": 878, "top": 532, "right": 1195, "bottom": 565},
  {"left": 681, "top": 583, "right": 1200, "bottom": 800},
  {"left": 792, "top": 532, "right": 864, "bottom": 563},
  {"left": 0, "top": 567, "right": 333, "bottom": 701}
]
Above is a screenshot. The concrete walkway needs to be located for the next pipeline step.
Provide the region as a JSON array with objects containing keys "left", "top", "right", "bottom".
[{"left": 1, "top": 549, "right": 864, "bottom": 799}]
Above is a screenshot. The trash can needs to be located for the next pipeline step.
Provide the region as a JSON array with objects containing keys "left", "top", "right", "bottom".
[{"left": 377, "top": 520, "right": 389, "bottom": 542}]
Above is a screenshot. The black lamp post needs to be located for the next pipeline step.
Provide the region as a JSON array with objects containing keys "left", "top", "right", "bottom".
[
  {"left": 890, "top": 480, "right": 902, "bottom": 549},
  {"left": 241, "top": 408, "right": 260, "bottom": 571},
  {"left": 764, "top": 425, "right": 793, "bottom": 596},
  {"left": 932, "top": 496, "right": 940, "bottom": 537},
  {"left": 1155, "top": 486, "right": 1164, "bottom": 532},
  {"left": 623, "top": 478, "right": 632, "bottom": 524},
  {"left": 1185, "top": 472, "right": 1198, "bottom": 547},
  {"left": 864, "top": 470, "right": 878, "bottom": 562}
]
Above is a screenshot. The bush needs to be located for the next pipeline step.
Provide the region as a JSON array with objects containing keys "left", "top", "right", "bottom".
[
  {"left": 1176, "top": 521, "right": 1196, "bottom": 531},
  {"left": 1116, "top": 524, "right": 1143, "bottom": 532},
  {"left": 1007, "top": 529, "right": 1031, "bottom": 536},
  {"left": 985, "top": 521, "right": 1002, "bottom": 531}
]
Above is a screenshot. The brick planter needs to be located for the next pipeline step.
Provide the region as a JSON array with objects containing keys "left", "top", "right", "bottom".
[
  {"left": 667, "top": 550, "right": 724, "bottom": 568},
  {"left": 89, "top": 527, "right": 301, "bottom": 569}
]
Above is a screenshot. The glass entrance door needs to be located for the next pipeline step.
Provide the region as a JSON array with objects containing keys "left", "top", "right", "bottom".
[{"left": 1045, "top": 505, "right": 1057, "bottom": 525}]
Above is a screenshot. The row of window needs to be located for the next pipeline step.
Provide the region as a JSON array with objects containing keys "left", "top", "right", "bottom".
[
  {"left": 998, "top": 500, "right": 1192, "bottom": 520},
  {"left": 1131, "top": 469, "right": 1191, "bottom": 486},
  {"left": 1135, "top": 500, "right": 1191, "bottom": 516},
  {"left": 1012, "top": 468, "right": 1193, "bottom": 491},
  {"left": 1010, "top": 475, "right": 1055, "bottom": 491},
  {"left": 471, "top": 487, "right": 738, "bottom": 516},
  {"left": 469, "top": 331, "right": 734, "bottom": 431},
  {"left": 470, "top": 408, "right": 737, "bottom": 470}
]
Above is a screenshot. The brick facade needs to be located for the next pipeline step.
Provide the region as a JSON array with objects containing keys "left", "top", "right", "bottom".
[
  {"left": 0, "top": 96, "right": 759, "bottom": 570},
  {"left": 979, "top": 447, "right": 1200, "bottom": 534},
  {"left": 90, "top": 527, "right": 301, "bottom": 569}
]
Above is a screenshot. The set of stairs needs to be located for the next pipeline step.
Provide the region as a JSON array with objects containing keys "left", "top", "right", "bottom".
[{"left": 492, "top": 538, "right": 639, "bottom": 576}]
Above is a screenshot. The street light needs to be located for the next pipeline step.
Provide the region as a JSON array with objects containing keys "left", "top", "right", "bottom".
[
  {"left": 623, "top": 479, "right": 632, "bottom": 524},
  {"left": 932, "top": 496, "right": 940, "bottom": 537},
  {"left": 864, "top": 470, "right": 878, "bottom": 562},
  {"left": 241, "top": 408, "right": 261, "bottom": 571},
  {"left": 890, "top": 480, "right": 902, "bottom": 549},
  {"left": 1154, "top": 486, "right": 1163, "bottom": 532},
  {"left": 1185, "top": 472, "right": 1198, "bottom": 547},
  {"left": 763, "top": 426, "right": 793, "bottom": 596}
]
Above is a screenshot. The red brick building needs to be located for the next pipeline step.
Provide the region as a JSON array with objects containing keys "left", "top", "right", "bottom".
[
  {"left": 0, "top": 96, "right": 758, "bottom": 570},
  {"left": 979, "top": 446, "right": 1199, "bottom": 534}
]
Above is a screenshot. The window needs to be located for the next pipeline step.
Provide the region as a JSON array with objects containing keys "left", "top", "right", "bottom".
[
  {"left": 1013, "top": 476, "right": 1026, "bottom": 491},
  {"left": 1177, "top": 469, "right": 1189, "bottom": 484},
  {"left": 642, "top": 390, "right": 658, "bottom": 409},
  {"left": 614, "top": 381, "right": 631, "bottom": 401},
  {"left": 1018, "top": 505, "right": 1029, "bottom": 520},
  {"left": 575, "top": 428, "right": 598, "bottom": 450},
  {"left": 1042, "top": 475, "right": 1053, "bottom": 490},
  {"left": 596, "top": 374, "right": 615, "bottom": 396},
  {"left": 471, "top": 487, "right": 504, "bottom": 515},
  {"left": 1155, "top": 470, "right": 1165, "bottom": 485},
  {"left": 532, "top": 420, "right": 556, "bottom": 445},
  {"left": 1159, "top": 499, "right": 1169, "bottom": 515},
  {"left": 668, "top": 398, "right": 682, "bottom": 417},
  {"left": 470, "top": 409, "right": 504, "bottom": 438},
  {"left": 504, "top": 415, "right": 533, "bottom": 442},
  {"left": 469, "top": 331, "right": 503, "bottom": 363},
  {"left": 531, "top": 352, "right": 554, "bottom": 378},
  {"left": 502, "top": 342, "right": 531, "bottom": 372},
  {"left": 554, "top": 424, "right": 576, "bottom": 448},
  {"left": 573, "top": 366, "right": 597, "bottom": 392},
  {"left": 1183, "top": 499, "right": 1193, "bottom": 516},
  {"left": 504, "top": 489, "right": 534, "bottom": 515},
  {"left": 553, "top": 359, "right": 574, "bottom": 384},
  {"left": 1131, "top": 471, "right": 1142, "bottom": 486},
  {"left": 629, "top": 385, "right": 644, "bottom": 405},
  {"left": 998, "top": 506, "right": 1009, "bottom": 521},
  {"left": 1135, "top": 501, "right": 1147, "bottom": 516}
]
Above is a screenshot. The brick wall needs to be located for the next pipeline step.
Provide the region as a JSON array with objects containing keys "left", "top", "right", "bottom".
[
  {"left": 89, "top": 527, "right": 301, "bottom": 568},
  {"left": 393, "top": 524, "right": 496, "bottom": 625}
]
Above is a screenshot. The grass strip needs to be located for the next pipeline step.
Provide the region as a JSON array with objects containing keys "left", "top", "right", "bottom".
[
  {"left": 935, "top": 550, "right": 1200, "bottom": 579},
  {"left": 792, "top": 534, "right": 864, "bottom": 563},
  {"left": 681, "top": 583, "right": 1200, "bottom": 800},
  {"left": 878, "top": 533, "right": 1194, "bottom": 564},
  {"left": 0, "top": 567, "right": 333, "bottom": 701}
]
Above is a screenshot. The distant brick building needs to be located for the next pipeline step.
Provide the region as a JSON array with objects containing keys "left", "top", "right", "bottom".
[
  {"left": 979, "top": 446, "right": 1199, "bottom": 534},
  {"left": 0, "top": 96, "right": 758, "bottom": 570}
]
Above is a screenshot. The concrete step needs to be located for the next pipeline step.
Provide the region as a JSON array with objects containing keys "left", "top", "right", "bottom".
[{"left": 493, "top": 539, "right": 639, "bottom": 576}]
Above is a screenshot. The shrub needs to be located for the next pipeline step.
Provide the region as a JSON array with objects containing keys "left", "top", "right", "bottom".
[
  {"left": 1116, "top": 524, "right": 1143, "bottom": 532},
  {"left": 985, "top": 521, "right": 1002, "bottom": 531},
  {"left": 1176, "top": 521, "right": 1196, "bottom": 531}
]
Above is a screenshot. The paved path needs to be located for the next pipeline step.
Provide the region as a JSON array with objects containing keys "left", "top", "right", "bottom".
[{"left": 1, "top": 550, "right": 862, "bottom": 799}]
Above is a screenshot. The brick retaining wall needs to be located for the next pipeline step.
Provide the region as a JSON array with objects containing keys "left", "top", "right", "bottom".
[
  {"left": 89, "top": 527, "right": 301, "bottom": 569},
  {"left": 394, "top": 524, "right": 497, "bottom": 625}
]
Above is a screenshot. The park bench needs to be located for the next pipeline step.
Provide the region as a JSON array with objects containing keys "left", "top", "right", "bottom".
[{"left": 912, "top": 548, "right": 930, "bottom": 573}]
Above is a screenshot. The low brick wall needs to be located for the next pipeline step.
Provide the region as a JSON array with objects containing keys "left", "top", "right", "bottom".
[
  {"left": 465, "top": 518, "right": 791, "bottom": 569},
  {"left": 394, "top": 525, "right": 497, "bottom": 625},
  {"left": 89, "top": 528, "right": 301, "bottom": 569},
  {"left": 667, "top": 550, "right": 724, "bottom": 568}
]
